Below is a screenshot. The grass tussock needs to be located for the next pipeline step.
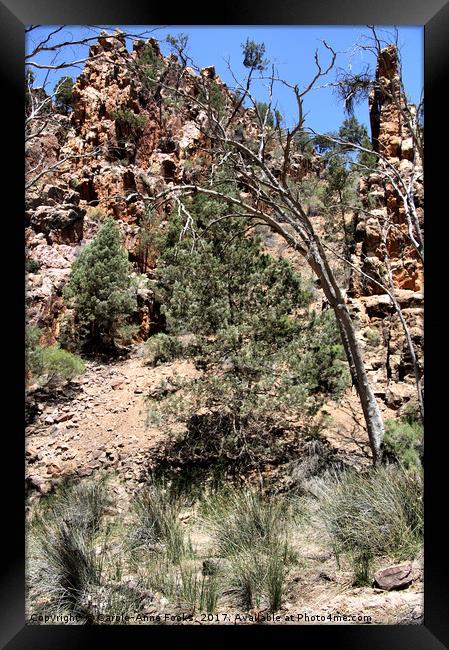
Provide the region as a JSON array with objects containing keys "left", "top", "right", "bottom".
[
  {"left": 27, "top": 478, "right": 110, "bottom": 621},
  {"left": 201, "top": 487, "right": 298, "bottom": 611},
  {"left": 317, "top": 465, "right": 423, "bottom": 585},
  {"left": 27, "top": 478, "right": 151, "bottom": 623},
  {"left": 128, "top": 482, "right": 192, "bottom": 563}
]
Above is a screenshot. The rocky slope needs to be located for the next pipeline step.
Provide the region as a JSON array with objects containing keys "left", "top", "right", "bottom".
[{"left": 26, "top": 346, "right": 201, "bottom": 496}]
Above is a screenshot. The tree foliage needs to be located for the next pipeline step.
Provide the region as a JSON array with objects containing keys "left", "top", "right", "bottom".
[
  {"left": 64, "top": 217, "right": 137, "bottom": 351},
  {"left": 254, "top": 101, "right": 274, "bottom": 128},
  {"left": 315, "top": 116, "right": 377, "bottom": 257},
  {"left": 241, "top": 39, "right": 268, "bottom": 71},
  {"left": 54, "top": 76, "right": 74, "bottom": 114},
  {"left": 165, "top": 33, "right": 189, "bottom": 67}
]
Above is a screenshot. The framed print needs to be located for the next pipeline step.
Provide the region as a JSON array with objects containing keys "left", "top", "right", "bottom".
[{"left": 1, "top": 0, "right": 448, "bottom": 647}]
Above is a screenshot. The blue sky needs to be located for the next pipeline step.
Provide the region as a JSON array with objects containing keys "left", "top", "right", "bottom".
[{"left": 26, "top": 25, "right": 423, "bottom": 136}]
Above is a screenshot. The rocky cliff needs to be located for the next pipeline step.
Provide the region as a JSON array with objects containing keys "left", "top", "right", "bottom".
[
  {"left": 347, "top": 44, "right": 423, "bottom": 409},
  {"left": 26, "top": 35, "right": 194, "bottom": 343}
]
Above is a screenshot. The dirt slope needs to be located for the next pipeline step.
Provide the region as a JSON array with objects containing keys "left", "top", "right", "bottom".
[{"left": 26, "top": 347, "right": 199, "bottom": 492}]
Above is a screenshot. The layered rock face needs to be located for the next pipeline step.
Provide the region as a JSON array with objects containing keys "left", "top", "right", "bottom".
[{"left": 347, "top": 45, "right": 423, "bottom": 409}]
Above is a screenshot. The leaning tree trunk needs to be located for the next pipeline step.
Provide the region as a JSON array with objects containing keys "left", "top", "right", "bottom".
[
  {"left": 334, "top": 298, "right": 385, "bottom": 464},
  {"left": 308, "top": 237, "right": 385, "bottom": 465}
]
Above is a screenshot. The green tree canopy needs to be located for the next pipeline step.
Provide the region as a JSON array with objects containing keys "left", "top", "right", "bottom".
[{"left": 241, "top": 39, "right": 268, "bottom": 71}]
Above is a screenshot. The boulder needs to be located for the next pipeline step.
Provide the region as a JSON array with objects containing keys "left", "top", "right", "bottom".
[
  {"left": 29, "top": 204, "right": 85, "bottom": 243},
  {"left": 373, "top": 562, "right": 414, "bottom": 591}
]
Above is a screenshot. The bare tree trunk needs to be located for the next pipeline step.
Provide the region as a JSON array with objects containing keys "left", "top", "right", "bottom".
[
  {"left": 334, "top": 299, "right": 385, "bottom": 464},
  {"left": 307, "top": 241, "right": 385, "bottom": 464}
]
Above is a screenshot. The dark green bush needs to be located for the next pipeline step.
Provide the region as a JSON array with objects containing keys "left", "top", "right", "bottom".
[
  {"left": 110, "top": 108, "right": 146, "bottom": 147},
  {"left": 137, "top": 43, "right": 163, "bottom": 93},
  {"left": 26, "top": 258, "right": 42, "bottom": 273},
  {"left": 54, "top": 76, "right": 74, "bottom": 113},
  {"left": 144, "top": 333, "right": 187, "bottom": 366}
]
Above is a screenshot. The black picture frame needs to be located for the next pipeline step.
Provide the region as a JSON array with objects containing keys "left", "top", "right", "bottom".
[{"left": 3, "top": 1, "right": 448, "bottom": 647}]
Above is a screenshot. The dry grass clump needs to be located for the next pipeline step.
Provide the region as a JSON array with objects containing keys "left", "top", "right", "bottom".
[
  {"left": 27, "top": 478, "right": 150, "bottom": 623},
  {"left": 201, "top": 487, "right": 299, "bottom": 611},
  {"left": 317, "top": 465, "right": 423, "bottom": 585},
  {"left": 128, "top": 482, "right": 191, "bottom": 563}
]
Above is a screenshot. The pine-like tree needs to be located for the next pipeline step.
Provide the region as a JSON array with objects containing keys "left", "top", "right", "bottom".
[
  {"left": 64, "top": 217, "right": 136, "bottom": 351},
  {"left": 149, "top": 194, "right": 349, "bottom": 446}
]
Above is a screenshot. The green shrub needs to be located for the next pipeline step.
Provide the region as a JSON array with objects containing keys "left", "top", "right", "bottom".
[
  {"left": 198, "top": 79, "right": 226, "bottom": 116},
  {"left": 298, "top": 177, "right": 325, "bottom": 216},
  {"left": 144, "top": 333, "right": 185, "bottom": 366},
  {"left": 177, "top": 563, "right": 220, "bottom": 613},
  {"left": 137, "top": 43, "right": 163, "bottom": 93},
  {"left": 384, "top": 417, "right": 423, "bottom": 470},
  {"left": 28, "top": 478, "right": 166, "bottom": 623},
  {"left": 26, "top": 258, "right": 42, "bottom": 273},
  {"left": 163, "top": 95, "right": 184, "bottom": 110},
  {"left": 26, "top": 327, "right": 85, "bottom": 387},
  {"left": 111, "top": 107, "right": 146, "bottom": 132},
  {"left": 111, "top": 108, "right": 147, "bottom": 155},
  {"left": 254, "top": 101, "right": 274, "bottom": 127},
  {"left": 38, "top": 345, "right": 85, "bottom": 387},
  {"left": 227, "top": 543, "right": 291, "bottom": 612},
  {"left": 229, "top": 550, "right": 265, "bottom": 609},
  {"left": 401, "top": 400, "right": 422, "bottom": 425},
  {"left": 37, "top": 520, "right": 101, "bottom": 619},
  {"left": 54, "top": 76, "right": 74, "bottom": 113},
  {"left": 86, "top": 206, "right": 107, "bottom": 223},
  {"left": 364, "top": 327, "right": 381, "bottom": 347},
  {"left": 147, "top": 195, "right": 349, "bottom": 488},
  {"left": 26, "top": 326, "right": 44, "bottom": 377},
  {"left": 319, "top": 465, "right": 423, "bottom": 585}
]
